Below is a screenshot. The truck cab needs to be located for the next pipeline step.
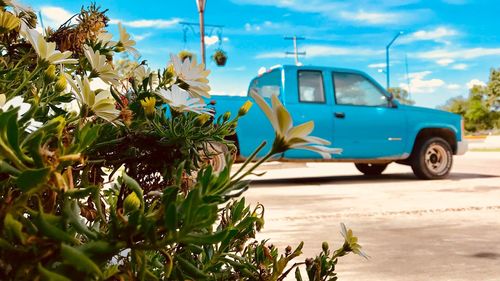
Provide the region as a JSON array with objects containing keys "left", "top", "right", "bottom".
[{"left": 216, "top": 65, "right": 467, "bottom": 179}]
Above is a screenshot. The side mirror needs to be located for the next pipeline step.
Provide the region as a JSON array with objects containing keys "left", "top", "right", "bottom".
[{"left": 386, "top": 94, "right": 398, "bottom": 108}]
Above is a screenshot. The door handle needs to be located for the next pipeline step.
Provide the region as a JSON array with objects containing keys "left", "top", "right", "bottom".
[{"left": 334, "top": 112, "right": 345, "bottom": 118}]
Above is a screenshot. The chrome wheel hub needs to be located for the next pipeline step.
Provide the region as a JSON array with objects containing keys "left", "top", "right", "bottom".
[{"left": 425, "top": 144, "right": 449, "bottom": 174}]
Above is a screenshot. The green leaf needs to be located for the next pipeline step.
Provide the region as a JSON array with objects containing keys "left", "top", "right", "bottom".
[
  {"left": 61, "top": 244, "right": 103, "bottom": 277},
  {"left": 294, "top": 267, "right": 303, "bottom": 281},
  {"left": 176, "top": 255, "right": 207, "bottom": 279},
  {"left": 38, "top": 263, "right": 71, "bottom": 281},
  {"left": 180, "top": 229, "right": 229, "bottom": 245},
  {"left": 34, "top": 211, "right": 79, "bottom": 245},
  {"left": 77, "top": 123, "right": 101, "bottom": 152},
  {"left": 5, "top": 110, "right": 20, "bottom": 154},
  {"left": 16, "top": 167, "right": 50, "bottom": 192},
  {"left": 24, "top": 132, "right": 44, "bottom": 167},
  {"left": 165, "top": 204, "right": 177, "bottom": 231},
  {"left": 4, "top": 213, "right": 26, "bottom": 244}
]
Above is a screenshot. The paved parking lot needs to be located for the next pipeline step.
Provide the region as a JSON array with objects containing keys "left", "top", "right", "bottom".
[{"left": 243, "top": 152, "right": 500, "bottom": 281}]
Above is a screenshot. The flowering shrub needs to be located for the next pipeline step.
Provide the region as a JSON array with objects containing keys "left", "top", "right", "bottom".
[{"left": 0, "top": 2, "right": 366, "bottom": 280}]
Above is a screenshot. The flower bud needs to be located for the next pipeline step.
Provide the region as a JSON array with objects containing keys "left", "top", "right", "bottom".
[
  {"left": 222, "top": 111, "right": 231, "bottom": 122},
  {"left": 238, "top": 100, "right": 253, "bottom": 116},
  {"left": 114, "top": 45, "right": 126, "bottom": 53},
  {"left": 322, "top": 241, "right": 329, "bottom": 252},
  {"left": 55, "top": 74, "right": 67, "bottom": 92},
  {"left": 44, "top": 65, "right": 57, "bottom": 83},
  {"left": 196, "top": 114, "right": 211, "bottom": 126},
  {"left": 123, "top": 192, "right": 141, "bottom": 213}
]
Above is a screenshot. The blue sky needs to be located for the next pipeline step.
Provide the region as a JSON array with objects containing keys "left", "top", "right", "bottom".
[{"left": 24, "top": 0, "right": 500, "bottom": 108}]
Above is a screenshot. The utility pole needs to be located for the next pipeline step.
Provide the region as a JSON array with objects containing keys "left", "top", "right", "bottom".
[
  {"left": 386, "top": 31, "right": 403, "bottom": 90},
  {"left": 196, "top": 0, "right": 207, "bottom": 68},
  {"left": 405, "top": 54, "right": 412, "bottom": 101},
  {"left": 285, "top": 36, "right": 305, "bottom": 66}
]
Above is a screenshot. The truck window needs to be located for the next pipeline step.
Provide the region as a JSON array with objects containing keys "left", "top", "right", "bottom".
[
  {"left": 333, "top": 72, "right": 388, "bottom": 107},
  {"left": 249, "top": 70, "right": 281, "bottom": 98},
  {"left": 298, "top": 71, "right": 325, "bottom": 103}
]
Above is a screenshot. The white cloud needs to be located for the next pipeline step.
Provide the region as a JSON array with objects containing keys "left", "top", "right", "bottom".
[
  {"left": 400, "top": 71, "right": 445, "bottom": 94},
  {"left": 205, "top": 35, "right": 219, "bottom": 46},
  {"left": 466, "top": 79, "right": 486, "bottom": 89},
  {"left": 231, "top": 0, "right": 428, "bottom": 26},
  {"left": 40, "top": 6, "right": 74, "bottom": 29},
  {"left": 447, "top": 84, "right": 461, "bottom": 90},
  {"left": 305, "top": 45, "right": 383, "bottom": 58},
  {"left": 402, "top": 27, "right": 458, "bottom": 44},
  {"left": 133, "top": 32, "right": 152, "bottom": 41},
  {"left": 368, "top": 63, "right": 387, "bottom": 68},
  {"left": 451, "top": 63, "right": 468, "bottom": 70},
  {"left": 110, "top": 18, "right": 180, "bottom": 29},
  {"left": 408, "top": 71, "right": 432, "bottom": 80},
  {"left": 417, "top": 47, "right": 500, "bottom": 60},
  {"left": 339, "top": 10, "right": 405, "bottom": 25},
  {"left": 436, "top": 58, "right": 454, "bottom": 66},
  {"left": 245, "top": 23, "right": 261, "bottom": 32}
]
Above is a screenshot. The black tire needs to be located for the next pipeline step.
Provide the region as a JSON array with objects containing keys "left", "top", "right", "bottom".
[
  {"left": 410, "top": 137, "right": 453, "bottom": 180},
  {"left": 355, "top": 163, "right": 388, "bottom": 176}
]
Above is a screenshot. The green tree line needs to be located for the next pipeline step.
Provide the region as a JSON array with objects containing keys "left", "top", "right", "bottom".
[{"left": 440, "top": 68, "right": 500, "bottom": 133}]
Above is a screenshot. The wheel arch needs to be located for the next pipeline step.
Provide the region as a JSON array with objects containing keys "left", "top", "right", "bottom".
[{"left": 411, "top": 128, "right": 457, "bottom": 155}]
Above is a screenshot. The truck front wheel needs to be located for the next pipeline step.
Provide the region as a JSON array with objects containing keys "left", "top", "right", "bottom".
[
  {"left": 355, "top": 163, "right": 388, "bottom": 176},
  {"left": 411, "top": 137, "right": 453, "bottom": 180}
]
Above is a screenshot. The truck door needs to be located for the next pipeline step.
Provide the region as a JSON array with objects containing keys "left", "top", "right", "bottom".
[
  {"left": 284, "top": 69, "right": 335, "bottom": 159},
  {"left": 331, "top": 71, "right": 407, "bottom": 159}
]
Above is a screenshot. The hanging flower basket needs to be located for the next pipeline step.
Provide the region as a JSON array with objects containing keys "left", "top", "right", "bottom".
[
  {"left": 212, "top": 49, "right": 227, "bottom": 66},
  {"left": 178, "top": 50, "right": 194, "bottom": 62}
]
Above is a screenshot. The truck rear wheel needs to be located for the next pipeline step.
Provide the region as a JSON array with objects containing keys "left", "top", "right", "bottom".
[
  {"left": 355, "top": 163, "right": 388, "bottom": 175},
  {"left": 411, "top": 137, "right": 453, "bottom": 180}
]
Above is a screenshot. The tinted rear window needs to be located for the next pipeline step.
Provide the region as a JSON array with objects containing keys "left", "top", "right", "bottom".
[{"left": 249, "top": 70, "right": 282, "bottom": 98}]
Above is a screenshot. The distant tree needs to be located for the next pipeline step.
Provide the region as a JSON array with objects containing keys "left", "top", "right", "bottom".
[
  {"left": 441, "top": 85, "right": 498, "bottom": 132},
  {"left": 388, "top": 87, "right": 415, "bottom": 105},
  {"left": 487, "top": 68, "right": 500, "bottom": 110}
]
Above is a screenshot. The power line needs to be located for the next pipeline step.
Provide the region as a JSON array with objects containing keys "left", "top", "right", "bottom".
[{"left": 284, "top": 36, "right": 305, "bottom": 66}]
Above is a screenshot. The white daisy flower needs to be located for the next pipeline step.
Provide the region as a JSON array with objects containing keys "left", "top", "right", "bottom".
[
  {"left": 96, "top": 32, "right": 114, "bottom": 46},
  {"left": 0, "top": 94, "right": 30, "bottom": 115},
  {"left": 0, "top": 94, "right": 43, "bottom": 133},
  {"left": 156, "top": 84, "right": 212, "bottom": 115},
  {"left": 83, "top": 45, "right": 120, "bottom": 87},
  {"left": 169, "top": 54, "right": 211, "bottom": 99},
  {"left": 250, "top": 90, "right": 342, "bottom": 159},
  {"left": 134, "top": 65, "right": 159, "bottom": 88},
  {"left": 22, "top": 28, "right": 77, "bottom": 65},
  {"left": 114, "top": 23, "right": 138, "bottom": 57},
  {"left": 65, "top": 74, "right": 121, "bottom": 123}
]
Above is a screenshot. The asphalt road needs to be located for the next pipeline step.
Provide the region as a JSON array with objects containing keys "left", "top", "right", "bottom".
[{"left": 243, "top": 152, "right": 500, "bottom": 281}]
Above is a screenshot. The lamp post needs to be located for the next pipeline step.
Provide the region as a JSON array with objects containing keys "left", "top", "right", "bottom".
[
  {"left": 196, "top": 0, "right": 207, "bottom": 68},
  {"left": 386, "top": 31, "right": 403, "bottom": 90}
]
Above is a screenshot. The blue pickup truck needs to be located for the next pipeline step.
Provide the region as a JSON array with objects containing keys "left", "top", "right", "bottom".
[{"left": 212, "top": 65, "right": 468, "bottom": 179}]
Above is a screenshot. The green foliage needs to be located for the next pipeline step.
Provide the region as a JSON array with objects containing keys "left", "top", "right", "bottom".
[
  {"left": 387, "top": 87, "right": 415, "bottom": 105},
  {"left": 0, "top": 2, "right": 365, "bottom": 280},
  {"left": 441, "top": 83, "right": 500, "bottom": 132},
  {"left": 487, "top": 68, "right": 500, "bottom": 110}
]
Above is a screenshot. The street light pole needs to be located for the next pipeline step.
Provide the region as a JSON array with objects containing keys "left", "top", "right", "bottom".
[
  {"left": 386, "top": 31, "right": 403, "bottom": 90},
  {"left": 196, "top": 0, "right": 207, "bottom": 68}
]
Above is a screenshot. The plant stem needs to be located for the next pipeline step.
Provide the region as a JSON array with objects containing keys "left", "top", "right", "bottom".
[
  {"left": 11, "top": 65, "right": 42, "bottom": 97},
  {"left": 230, "top": 141, "right": 266, "bottom": 180}
]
